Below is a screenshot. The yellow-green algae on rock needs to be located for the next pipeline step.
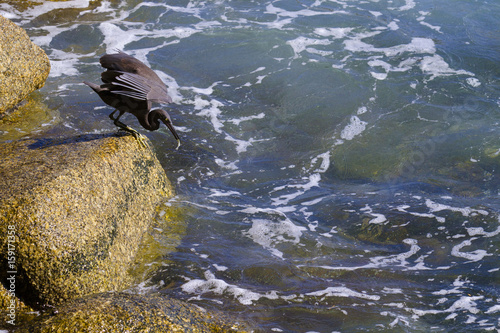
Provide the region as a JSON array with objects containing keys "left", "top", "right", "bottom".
[
  {"left": 16, "top": 292, "right": 249, "bottom": 333},
  {"left": 0, "top": 133, "right": 173, "bottom": 306},
  {"left": 0, "top": 14, "right": 50, "bottom": 116}
]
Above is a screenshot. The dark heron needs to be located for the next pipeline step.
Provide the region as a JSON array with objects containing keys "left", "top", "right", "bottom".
[{"left": 84, "top": 50, "right": 180, "bottom": 148}]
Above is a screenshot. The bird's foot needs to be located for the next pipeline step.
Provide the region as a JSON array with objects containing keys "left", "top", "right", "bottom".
[
  {"left": 118, "top": 127, "right": 149, "bottom": 148},
  {"left": 131, "top": 131, "right": 148, "bottom": 148}
]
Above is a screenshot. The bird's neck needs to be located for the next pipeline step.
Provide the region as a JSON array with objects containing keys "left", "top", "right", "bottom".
[{"left": 139, "top": 110, "right": 161, "bottom": 131}]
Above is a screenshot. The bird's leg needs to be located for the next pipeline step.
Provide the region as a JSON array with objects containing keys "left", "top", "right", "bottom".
[{"left": 109, "top": 110, "right": 148, "bottom": 148}]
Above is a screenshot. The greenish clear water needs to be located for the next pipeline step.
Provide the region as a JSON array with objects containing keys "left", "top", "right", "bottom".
[{"left": 3, "top": 0, "right": 500, "bottom": 331}]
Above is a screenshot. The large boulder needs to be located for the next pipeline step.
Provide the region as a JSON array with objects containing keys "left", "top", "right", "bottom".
[
  {"left": 0, "top": 133, "right": 173, "bottom": 306},
  {"left": 0, "top": 14, "right": 50, "bottom": 116}
]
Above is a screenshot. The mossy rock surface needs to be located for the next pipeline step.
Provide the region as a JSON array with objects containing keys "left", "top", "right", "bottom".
[
  {"left": 16, "top": 292, "right": 249, "bottom": 333},
  {"left": 0, "top": 14, "right": 50, "bottom": 116},
  {"left": 0, "top": 133, "right": 173, "bottom": 306}
]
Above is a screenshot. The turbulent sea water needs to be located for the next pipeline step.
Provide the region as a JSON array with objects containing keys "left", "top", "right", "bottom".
[{"left": 2, "top": 0, "right": 500, "bottom": 331}]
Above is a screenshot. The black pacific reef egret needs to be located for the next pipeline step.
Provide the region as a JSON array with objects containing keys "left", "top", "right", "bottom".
[{"left": 84, "top": 50, "right": 181, "bottom": 149}]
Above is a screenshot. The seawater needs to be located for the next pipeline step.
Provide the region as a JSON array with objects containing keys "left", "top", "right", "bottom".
[{"left": 2, "top": 0, "right": 500, "bottom": 331}]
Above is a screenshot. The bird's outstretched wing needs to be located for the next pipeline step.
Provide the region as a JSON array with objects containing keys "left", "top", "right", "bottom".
[
  {"left": 102, "top": 71, "right": 151, "bottom": 101},
  {"left": 101, "top": 70, "right": 172, "bottom": 104}
]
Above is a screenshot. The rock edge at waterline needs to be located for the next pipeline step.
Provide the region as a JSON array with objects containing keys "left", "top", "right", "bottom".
[{"left": 16, "top": 291, "right": 249, "bottom": 333}]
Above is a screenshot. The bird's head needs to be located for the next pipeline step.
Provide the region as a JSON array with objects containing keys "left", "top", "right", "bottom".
[{"left": 154, "top": 109, "right": 181, "bottom": 150}]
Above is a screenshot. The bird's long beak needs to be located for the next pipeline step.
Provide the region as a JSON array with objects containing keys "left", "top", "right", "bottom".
[{"left": 161, "top": 118, "right": 181, "bottom": 150}]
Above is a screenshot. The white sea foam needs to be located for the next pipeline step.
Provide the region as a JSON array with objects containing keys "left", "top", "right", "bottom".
[
  {"left": 226, "top": 135, "right": 257, "bottom": 154},
  {"left": 301, "top": 197, "right": 325, "bottom": 206},
  {"left": 195, "top": 98, "right": 225, "bottom": 133},
  {"left": 214, "top": 158, "right": 239, "bottom": 171},
  {"left": 314, "top": 238, "right": 435, "bottom": 271},
  {"left": 466, "top": 77, "right": 481, "bottom": 87},
  {"left": 270, "top": 174, "right": 322, "bottom": 206},
  {"left": 250, "top": 67, "right": 266, "bottom": 74},
  {"left": 345, "top": 36, "right": 436, "bottom": 57},
  {"left": 412, "top": 280, "right": 486, "bottom": 322},
  {"left": 208, "top": 188, "right": 241, "bottom": 197},
  {"left": 244, "top": 217, "right": 307, "bottom": 258},
  {"left": 388, "top": 21, "right": 399, "bottom": 31},
  {"left": 181, "top": 270, "right": 280, "bottom": 305},
  {"left": 0, "top": 5, "right": 18, "bottom": 19},
  {"left": 192, "top": 95, "right": 261, "bottom": 154},
  {"left": 383, "top": 287, "right": 404, "bottom": 294},
  {"left": 451, "top": 239, "right": 492, "bottom": 262},
  {"left": 357, "top": 106, "right": 368, "bottom": 115},
  {"left": 306, "top": 286, "right": 380, "bottom": 301},
  {"left": 361, "top": 205, "right": 387, "bottom": 225},
  {"left": 100, "top": 22, "right": 136, "bottom": 53},
  {"left": 187, "top": 81, "right": 220, "bottom": 96},
  {"left": 396, "top": 204, "right": 440, "bottom": 221},
  {"left": 395, "top": 0, "right": 416, "bottom": 11},
  {"left": 425, "top": 199, "right": 488, "bottom": 217},
  {"left": 48, "top": 50, "right": 80, "bottom": 77},
  {"left": 227, "top": 112, "right": 265, "bottom": 126},
  {"left": 266, "top": 4, "right": 348, "bottom": 24},
  {"left": 310, "top": 151, "right": 331, "bottom": 173},
  {"left": 419, "top": 21, "right": 442, "bottom": 33},
  {"left": 278, "top": 11, "right": 351, "bottom": 29},
  {"left": 287, "top": 36, "right": 332, "bottom": 58},
  {"left": 340, "top": 116, "right": 367, "bottom": 140},
  {"left": 486, "top": 304, "right": 500, "bottom": 314},
  {"left": 420, "top": 55, "right": 474, "bottom": 80},
  {"left": 367, "top": 58, "right": 417, "bottom": 80},
  {"left": 372, "top": 238, "right": 422, "bottom": 267},
  {"left": 213, "top": 264, "right": 228, "bottom": 271},
  {"left": 417, "top": 11, "right": 442, "bottom": 33},
  {"left": 314, "top": 27, "right": 354, "bottom": 39},
  {"left": 409, "top": 293, "right": 486, "bottom": 323}
]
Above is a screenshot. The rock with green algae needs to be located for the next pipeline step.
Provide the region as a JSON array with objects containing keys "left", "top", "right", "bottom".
[
  {"left": 0, "top": 133, "right": 173, "bottom": 307},
  {"left": 0, "top": 14, "right": 50, "bottom": 116},
  {"left": 16, "top": 292, "right": 250, "bottom": 333}
]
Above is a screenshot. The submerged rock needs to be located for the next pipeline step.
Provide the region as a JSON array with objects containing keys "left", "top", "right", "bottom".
[
  {"left": 16, "top": 292, "right": 249, "bottom": 333},
  {"left": 0, "top": 133, "right": 173, "bottom": 306},
  {"left": 0, "top": 92, "right": 60, "bottom": 141},
  {"left": 0, "top": 15, "right": 50, "bottom": 116}
]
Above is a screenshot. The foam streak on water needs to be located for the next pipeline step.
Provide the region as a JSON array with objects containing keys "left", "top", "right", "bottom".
[{"left": 9, "top": 0, "right": 500, "bottom": 331}]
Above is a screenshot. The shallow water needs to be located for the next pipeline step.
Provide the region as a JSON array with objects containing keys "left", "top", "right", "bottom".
[{"left": 2, "top": 0, "right": 500, "bottom": 331}]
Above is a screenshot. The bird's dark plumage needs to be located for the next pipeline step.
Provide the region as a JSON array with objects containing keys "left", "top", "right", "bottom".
[{"left": 84, "top": 50, "right": 180, "bottom": 148}]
